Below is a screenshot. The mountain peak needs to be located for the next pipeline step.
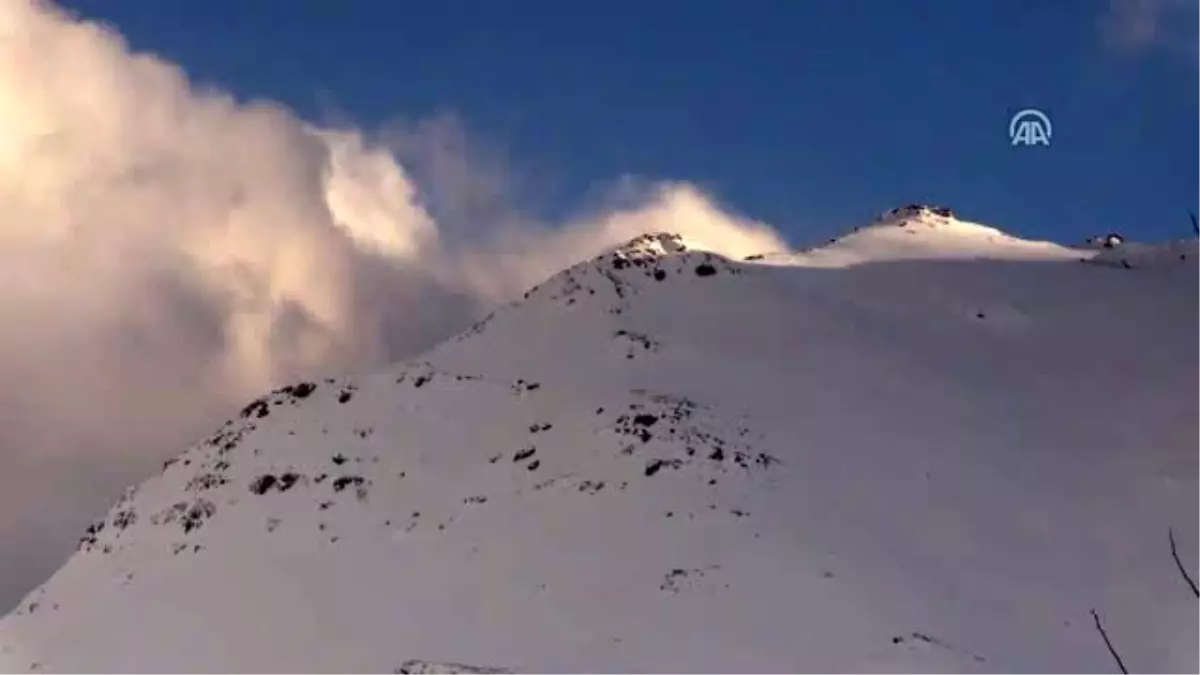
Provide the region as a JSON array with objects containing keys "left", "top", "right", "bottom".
[
  {"left": 607, "top": 232, "right": 693, "bottom": 258},
  {"left": 875, "top": 203, "right": 958, "bottom": 222},
  {"left": 762, "top": 207, "right": 1080, "bottom": 268},
  {"left": 865, "top": 203, "right": 1011, "bottom": 239}
]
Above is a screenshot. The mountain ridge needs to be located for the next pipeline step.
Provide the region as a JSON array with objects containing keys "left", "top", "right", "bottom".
[{"left": 1, "top": 213, "right": 1196, "bottom": 672}]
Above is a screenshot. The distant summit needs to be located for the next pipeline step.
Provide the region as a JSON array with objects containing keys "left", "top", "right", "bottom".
[{"left": 876, "top": 204, "right": 957, "bottom": 221}]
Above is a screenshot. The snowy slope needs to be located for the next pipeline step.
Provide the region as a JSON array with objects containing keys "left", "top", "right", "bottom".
[{"left": 1, "top": 209, "right": 1196, "bottom": 673}]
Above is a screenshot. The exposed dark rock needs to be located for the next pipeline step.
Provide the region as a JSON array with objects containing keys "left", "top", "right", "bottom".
[
  {"left": 112, "top": 509, "right": 137, "bottom": 531},
  {"left": 694, "top": 263, "right": 717, "bottom": 277},
  {"left": 578, "top": 480, "right": 605, "bottom": 494},
  {"left": 633, "top": 414, "right": 659, "bottom": 427},
  {"left": 186, "top": 473, "right": 227, "bottom": 492},
  {"left": 513, "top": 447, "right": 536, "bottom": 463},
  {"left": 239, "top": 398, "right": 270, "bottom": 419},
  {"left": 332, "top": 476, "right": 365, "bottom": 492},
  {"left": 755, "top": 452, "right": 779, "bottom": 468},
  {"left": 76, "top": 516, "right": 105, "bottom": 550},
  {"left": 512, "top": 379, "right": 542, "bottom": 393},
  {"left": 180, "top": 500, "right": 216, "bottom": 534},
  {"left": 248, "top": 475, "right": 277, "bottom": 495},
  {"left": 659, "top": 567, "right": 696, "bottom": 593},
  {"left": 391, "top": 656, "right": 518, "bottom": 671}
]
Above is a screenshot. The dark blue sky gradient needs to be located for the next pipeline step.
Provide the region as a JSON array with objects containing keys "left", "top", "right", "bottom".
[{"left": 59, "top": 0, "right": 1198, "bottom": 244}]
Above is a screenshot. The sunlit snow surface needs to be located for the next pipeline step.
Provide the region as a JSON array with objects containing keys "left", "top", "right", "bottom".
[{"left": 2, "top": 210, "right": 1196, "bottom": 673}]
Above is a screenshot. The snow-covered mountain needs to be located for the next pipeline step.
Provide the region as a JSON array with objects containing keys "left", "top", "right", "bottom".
[{"left": 1, "top": 207, "right": 1196, "bottom": 673}]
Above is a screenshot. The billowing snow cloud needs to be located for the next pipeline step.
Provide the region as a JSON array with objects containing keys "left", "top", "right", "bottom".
[{"left": 0, "top": 0, "right": 787, "bottom": 610}]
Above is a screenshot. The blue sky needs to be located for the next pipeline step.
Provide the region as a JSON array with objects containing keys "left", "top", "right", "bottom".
[{"left": 60, "top": 0, "right": 1197, "bottom": 244}]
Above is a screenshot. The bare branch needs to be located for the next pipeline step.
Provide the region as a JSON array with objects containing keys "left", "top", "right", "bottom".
[
  {"left": 1168, "top": 528, "right": 1199, "bottom": 598},
  {"left": 1090, "top": 609, "right": 1128, "bottom": 674}
]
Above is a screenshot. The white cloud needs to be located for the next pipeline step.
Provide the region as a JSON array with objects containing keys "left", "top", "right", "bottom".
[
  {"left": 0, "top": 0, "right": 789, "bottom": 610},
  {"left": 1097, "top": 0, "right": 1199, "bottom": 60}
]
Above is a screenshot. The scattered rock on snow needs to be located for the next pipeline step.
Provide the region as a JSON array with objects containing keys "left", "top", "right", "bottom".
[{"left": 394, "top": 659, "right": 514, "bottom": 674}]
